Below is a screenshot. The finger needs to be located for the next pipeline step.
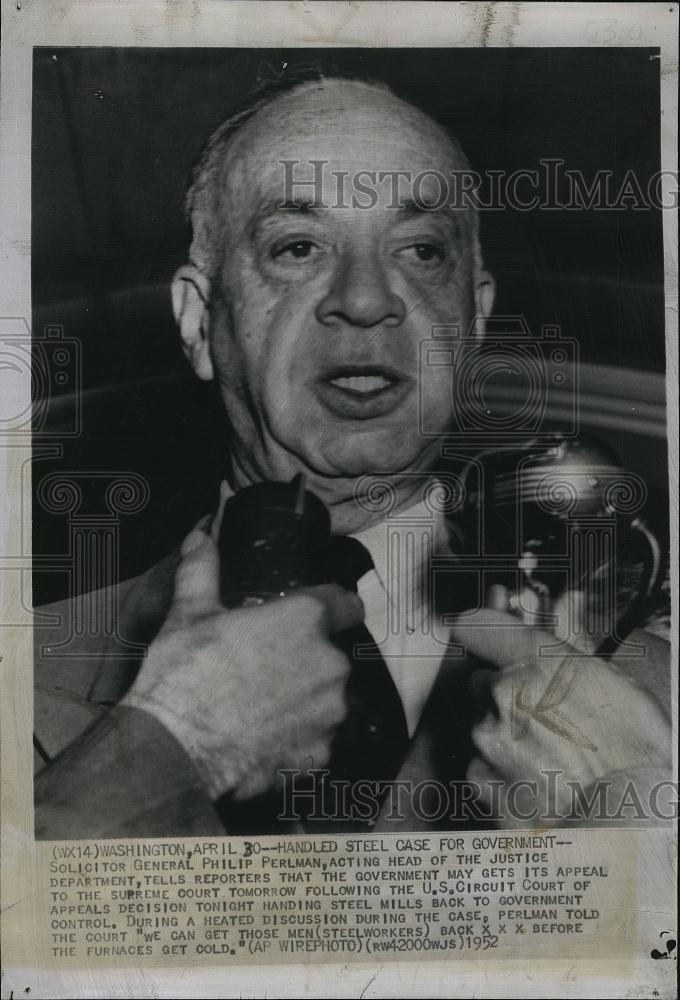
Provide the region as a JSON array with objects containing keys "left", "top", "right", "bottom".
[
  {"left": 466, "top": 755, "right": 504, "bottom": 804},
  {"left": 487, "top": 584, "right": 510, "bottom": 611},
  {"left": 301, "top": 583, "right": 365, "bottom": 635},
  {"left": 291, "top": 739, "right": 333, "bottom": 772},
  {"left": 311, "top": 684, "right": 350, "bottom": 730},
  {"left": 174, "top": 531, "right": 221, "bottom": 612},
  {"left": 517, "top": 586, "right": 544, "bottom": 625},
  {"left": 471, "top": 714, "right": 509, "bottom": 772},
  {"left": 450, "top": 607, "right": 574, "bottom": 671},
  {"left": 181, "top": 515, "right": 212, "bottom": 554},
  {"left": 554, "top": 589, "right": 595, "bottom": 653}
]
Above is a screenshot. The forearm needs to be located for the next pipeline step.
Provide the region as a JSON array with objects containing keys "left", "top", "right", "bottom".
[{"left": 35, "top": 705, "right": 225, "bottom": 839}]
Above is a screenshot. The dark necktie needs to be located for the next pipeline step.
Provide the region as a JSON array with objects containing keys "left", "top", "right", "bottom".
[{"left": 323, "top": 535, "right": 409, "bottom": 790}]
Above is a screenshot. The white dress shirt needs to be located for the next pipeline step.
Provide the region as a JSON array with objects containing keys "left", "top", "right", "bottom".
[{"left": 214, "top": 481, "right": 451, "bottom": 737}]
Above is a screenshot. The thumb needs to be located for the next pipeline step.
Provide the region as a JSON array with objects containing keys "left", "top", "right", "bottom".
[
  {"left": 450, "top": 607, "right": 545, "bottom": 670},
  {"left": 304, "top": 583, "right": 365, "bottom": 635},
  {"left": 173, "top": 527, "right": 220, "bottom": 613}
]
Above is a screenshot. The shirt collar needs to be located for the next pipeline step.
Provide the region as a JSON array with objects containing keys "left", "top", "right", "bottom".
[{"left": 351, "top": 487, "right": 450, "bottom": 611}]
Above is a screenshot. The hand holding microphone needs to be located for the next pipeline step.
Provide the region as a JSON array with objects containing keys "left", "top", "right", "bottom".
[{"left": 124, "top": 476, "right": 364, "bottom": 800}]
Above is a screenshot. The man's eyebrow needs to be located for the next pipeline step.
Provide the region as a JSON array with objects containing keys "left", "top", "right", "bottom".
[
  {"left": 397, "top": 198, "right": 461, "bottom": 230},
  {"left": 248, "top": 197, "right": 465, "bottom": 238},
  {"left": 255, "top": 198, "right": 322, "bottom": 220}
]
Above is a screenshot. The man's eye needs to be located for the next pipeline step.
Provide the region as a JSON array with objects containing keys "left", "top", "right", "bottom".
[
  {"left": 398, "top": 243, "right": 446, "bottom": 263},
  {"left": 272, "top": 240, "right": 322, "bottom": 260}
]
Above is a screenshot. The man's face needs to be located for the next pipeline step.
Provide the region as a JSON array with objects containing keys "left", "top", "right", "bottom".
[{"left": 191, "top": 81, "right": 492, "bottom": 524}]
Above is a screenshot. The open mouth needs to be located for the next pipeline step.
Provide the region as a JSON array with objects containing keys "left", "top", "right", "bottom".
[
  {"left": 328, "top": 369, "right": 397, "bottom": 395},
  {"left": 315, "top": 366, "right": 412, "bottom": 419}
]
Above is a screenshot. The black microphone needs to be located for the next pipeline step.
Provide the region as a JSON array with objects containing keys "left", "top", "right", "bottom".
[{"left": 217, "top": 473, "right": 332, "bottom": 608}]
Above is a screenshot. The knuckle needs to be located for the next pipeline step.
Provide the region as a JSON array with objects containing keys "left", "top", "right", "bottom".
[
  {"left": 327, "top": 691, "right": 348, "bottom": 727},
  {"left": 328, "top": 648, "right": 351, "bottom": 680},
  {"left": 293, "top": 593, "right": 327, "bottom": 628},
  {"left": 307, "top": 641, "right": 349, "bottom": 680},
  {"left": 471, "top": 716, "right": 496, "bottom": 748},
  {"left": 165, "top": 599, "right": 195, "bottom": 630}
]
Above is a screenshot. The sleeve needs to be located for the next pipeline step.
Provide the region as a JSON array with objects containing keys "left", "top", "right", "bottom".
[{"left": 34, "top": 705, "right": 225, "bottom": 839}]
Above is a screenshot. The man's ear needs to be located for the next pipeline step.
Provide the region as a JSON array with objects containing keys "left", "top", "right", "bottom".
[
  {"left": 473, "top": 270, "right": 496, "bottom": 336},
  {"left": 171, "top": 264, "right": 214, "bottom": 381}
]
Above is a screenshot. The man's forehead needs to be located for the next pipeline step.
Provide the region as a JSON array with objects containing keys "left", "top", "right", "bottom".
[{"left": 220, "top": 79, "right": 467, "bottom": 204}]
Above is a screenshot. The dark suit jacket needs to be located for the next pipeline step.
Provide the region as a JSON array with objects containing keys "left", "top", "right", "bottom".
[{"left": 34, "top": 550, "right": 671, "bottom": 839}]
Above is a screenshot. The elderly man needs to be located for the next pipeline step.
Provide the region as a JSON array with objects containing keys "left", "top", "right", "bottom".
[{"left": 34, "top": 72, "right": 671, "bottom": 838}]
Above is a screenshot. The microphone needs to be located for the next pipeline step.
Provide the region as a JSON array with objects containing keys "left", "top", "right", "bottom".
[{"left": 217, "top": 473, "right": 332, "bottom": 608}]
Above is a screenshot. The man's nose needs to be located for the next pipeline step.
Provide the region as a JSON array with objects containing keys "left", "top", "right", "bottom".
[{"left": 316, "top": 252, "right": 406, "bottom": 329}]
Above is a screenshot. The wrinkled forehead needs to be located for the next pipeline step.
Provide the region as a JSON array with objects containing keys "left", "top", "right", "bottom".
[{"left": 220, "top": 80, "right": 470, "bottom": 219}]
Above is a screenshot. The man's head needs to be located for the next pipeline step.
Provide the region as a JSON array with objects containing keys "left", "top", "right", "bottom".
[{"left": 172, "top": 72, "right": 494, "bottom": 531}]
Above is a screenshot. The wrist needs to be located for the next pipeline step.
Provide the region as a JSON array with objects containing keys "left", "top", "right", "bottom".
[{"left": 120, "top": 688, "right": 244, "bottom": 800}]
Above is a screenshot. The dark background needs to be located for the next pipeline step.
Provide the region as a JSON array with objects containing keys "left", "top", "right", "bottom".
[{"left": 31, "top": 47, "right": 668, "bottom": 605}]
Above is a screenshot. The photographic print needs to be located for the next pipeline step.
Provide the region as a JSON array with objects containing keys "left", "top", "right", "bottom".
[{"left": 1, "top": 3, "right": 677, "bottom": 998}]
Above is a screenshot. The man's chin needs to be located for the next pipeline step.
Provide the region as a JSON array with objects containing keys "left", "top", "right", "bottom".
[
  {"left": 263, "top": 414, "right": 442, "bottom": 484},
  {"left": 298, "top": 436, "right": 434, "bottom": 481}
]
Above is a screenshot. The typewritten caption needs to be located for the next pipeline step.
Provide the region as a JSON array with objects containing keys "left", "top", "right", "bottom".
[{"left": 39, "top": 832, "right": 635, "bottom": 967}]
